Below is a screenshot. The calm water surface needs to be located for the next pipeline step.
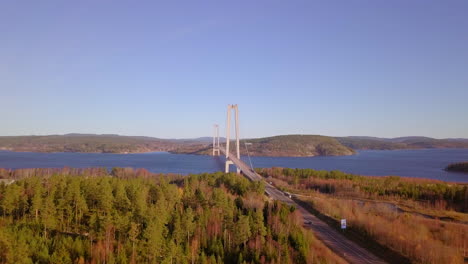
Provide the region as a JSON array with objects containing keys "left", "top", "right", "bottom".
[{"left": 0, "top": 149, "right": 467, "bottom": 182}]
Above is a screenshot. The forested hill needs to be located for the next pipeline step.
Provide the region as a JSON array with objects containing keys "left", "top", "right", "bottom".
[
  {"left": 243, "top": 135, "right": 355, "bottom": 156},
  {"left": 172, "top": 135, "right": 355, "bottom": 157},
  {"left": 336, "top": 136, "right": 468, "bottom": 150},
  {"left": 0, "top": 134, "right": 182, "bottom": 153}
]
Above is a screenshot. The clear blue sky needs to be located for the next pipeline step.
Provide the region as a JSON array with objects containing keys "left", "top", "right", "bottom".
[{"left": 1, "top": 1, "right": 467, "bottom": 139}]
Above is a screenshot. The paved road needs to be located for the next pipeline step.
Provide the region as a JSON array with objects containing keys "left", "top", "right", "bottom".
[
  {"left": 219, "top": 146, "right": 387, "bottom": 264},
  {"left": 264, "top": 183, "right": 386, "bottom": 264}
]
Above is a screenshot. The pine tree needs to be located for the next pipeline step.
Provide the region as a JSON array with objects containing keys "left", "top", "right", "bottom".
[
  {"left": 128, "top": 222, "right": 140, "bottom": 264},
  {"left": 42, "top": 193, "right": 57, "bottom": 238},
  {"left": 7, "top": 229, "right": 33, "bottom": 264},
  {"left": 114, "top": 181, "right": 131, "bottom": 211},
  {"left": 234, "top": 215, "right": 251, "bottom": 247},
  {"left": 184, "top": 207, "right": 195, "bottom": 243},
  {"left": 32, "top": 184, "right": 43, "bottom": 221},
  {"left": 98, "top": 178, "right": 114, "bottom": 214},
  {"left": 1, "top": 183, "right": 20, "bottom": 217},
  {"left": 143, "top": 216, "right": 166, "bottom": 262}
]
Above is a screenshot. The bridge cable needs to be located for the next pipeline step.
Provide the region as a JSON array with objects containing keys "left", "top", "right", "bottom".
[{"left": 244, "top": 142, "right": 254, "bottom": 171}]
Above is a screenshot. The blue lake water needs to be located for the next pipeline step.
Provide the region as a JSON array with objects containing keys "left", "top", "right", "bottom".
[{"left": 0, "top": 149, "right": 467, "bottom": 182}]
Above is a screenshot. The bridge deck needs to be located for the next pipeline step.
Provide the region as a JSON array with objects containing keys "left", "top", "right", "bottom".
[{"left": 218, "top": 146, "right": 262, "bottom": 181}]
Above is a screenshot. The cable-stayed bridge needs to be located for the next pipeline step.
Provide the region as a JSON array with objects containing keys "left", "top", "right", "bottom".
[{"left": 211, "top": 104, "right": 387, "bottom": 264}]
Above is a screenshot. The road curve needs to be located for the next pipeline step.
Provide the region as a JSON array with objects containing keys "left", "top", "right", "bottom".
[{"left": 219, "top": 146, "right": 387, "bottom": 264}]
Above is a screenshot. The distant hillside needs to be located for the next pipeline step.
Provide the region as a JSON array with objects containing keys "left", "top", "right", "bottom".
[
  {"left": 335, "top": 137, "right": 407, "bottom": 150},
  {"left": 336, "top": 136, "right": 468, "bottom": 150},
  {"left": 2, "top": 133, "right": 467, "bottom": 156},
  {"left": 172, "top": 135, "right": 355, "bottom": 157},
  {"left": 0, "top": 134, "right": 181, "bottom": 154}
]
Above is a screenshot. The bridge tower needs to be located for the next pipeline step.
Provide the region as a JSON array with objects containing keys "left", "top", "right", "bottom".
[
  {"left": 225, "top": 104, "right": 240, "bottom": 174},
  {"left": 212, "top": 124, "right": 220, "bottom": 156}
]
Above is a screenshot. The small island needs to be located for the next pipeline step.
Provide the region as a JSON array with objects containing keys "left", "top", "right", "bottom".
[{"left": 446, "top": 162, "right": 468, "bottom": 173}]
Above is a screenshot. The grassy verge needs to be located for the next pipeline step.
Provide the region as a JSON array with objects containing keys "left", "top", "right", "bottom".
[{"left": 294, "top": 198, "right": 412, "bottom": 264}]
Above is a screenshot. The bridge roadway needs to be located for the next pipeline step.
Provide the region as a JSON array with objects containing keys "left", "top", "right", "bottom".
[{"left": 219, "top": 146, "right": 387, "bottom": 264}]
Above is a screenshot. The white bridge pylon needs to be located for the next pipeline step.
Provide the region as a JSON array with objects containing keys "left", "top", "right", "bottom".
[
  {"left": 212, "top": 124, "right": 220, "bottom": 156},
  {"left": 213, "top": 104, "right": 240, "bottom": 174}
]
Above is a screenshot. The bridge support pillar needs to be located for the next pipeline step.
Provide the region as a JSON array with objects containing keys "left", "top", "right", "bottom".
[
  {"left": 212, "top": 124, "right": 220, "bottom": 156},
  {"left": 225, "top": 160, "right": 234, "bottom": 173},
  {"left": 225, "top": 104, "right": 240, "bottom": 174}
]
